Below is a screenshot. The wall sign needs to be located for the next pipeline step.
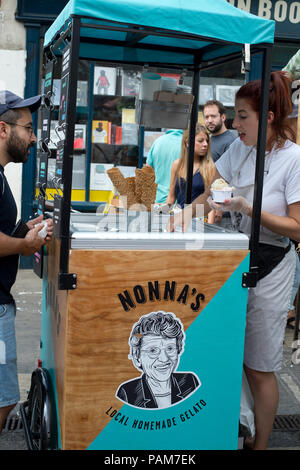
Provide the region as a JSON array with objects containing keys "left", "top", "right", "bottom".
[
  {"left": 227, "top": 0, "right": 300, "bottom": 38},
  {"left": 16, "top": 0, "right": 69, "bottom": 24}
]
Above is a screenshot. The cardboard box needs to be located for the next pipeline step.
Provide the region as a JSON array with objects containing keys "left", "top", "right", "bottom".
[
  {"left": 135, "top": 99, "right": 192, "bottom": 129},
  {"left": 173, "top": 93, "right": 194, "bottom": 104},
  {"left": 153, "top": 91, "right": 175, "bottom": 102}
]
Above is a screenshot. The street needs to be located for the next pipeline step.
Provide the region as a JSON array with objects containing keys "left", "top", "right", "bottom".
[{"left": 0, "top": 269, "right": 299, "bottom": 451}]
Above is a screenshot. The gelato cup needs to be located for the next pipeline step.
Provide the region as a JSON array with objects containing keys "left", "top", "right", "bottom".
[
  {"left": 211, "top": 188, "right": 233, "bottom": 203},
  {"left": 210, "top": 178, "right": 233, "bottom": 203}
]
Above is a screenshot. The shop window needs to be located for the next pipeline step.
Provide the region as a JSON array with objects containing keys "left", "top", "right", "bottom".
[{"left": 36, "top": 56, "right": 245, "bottom": 207}]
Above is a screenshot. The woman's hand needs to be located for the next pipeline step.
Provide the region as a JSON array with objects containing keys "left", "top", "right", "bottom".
[
  {"left": 223, "top": 196, "right": 252, "bottom": 215},
  {"left": 214, "top": 209, "right": 223, "bottom": 223},
  {"left": 166, "top": 205, "right": 193, "bottom": 232}
]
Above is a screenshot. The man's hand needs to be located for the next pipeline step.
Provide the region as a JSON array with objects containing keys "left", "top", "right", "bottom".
[
  {"left": 26, "top": 214, "right": 43, "bottom": 230},
  {"left": 44, "top": 218, "right": 53, "bottom": 242},
  {"left": 21, "top": 225, "right": 46, "bottom": 256},
  {"left": 26, "top": 215, "right": 53, "bottom": 242}
]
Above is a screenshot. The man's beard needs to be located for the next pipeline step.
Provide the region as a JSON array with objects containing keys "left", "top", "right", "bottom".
[
  {"left": 208, "top": 120, "right": 223, "bottom": 135},
  {"left": 6, "top": 129, "right": 32, "bottom": 163}
]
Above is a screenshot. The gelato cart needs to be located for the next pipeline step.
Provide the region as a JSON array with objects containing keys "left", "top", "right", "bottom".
[{"left": 20, "top": 0, "right": 275, "bottom": 451}]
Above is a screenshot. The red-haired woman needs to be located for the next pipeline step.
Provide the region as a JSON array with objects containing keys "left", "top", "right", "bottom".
[{"left": 169, "top": 71, "right": 300, "bottom": 449}]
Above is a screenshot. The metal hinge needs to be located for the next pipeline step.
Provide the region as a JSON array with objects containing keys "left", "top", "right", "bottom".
[
  {"left": 242, "top": 268, "right": 259, "bottom": 288},
  {"left": 58, "top": 272, "right": 77, "bottom": 290}
]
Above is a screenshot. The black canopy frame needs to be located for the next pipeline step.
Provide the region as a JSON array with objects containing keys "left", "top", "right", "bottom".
[{"left": 43, "top": 14, "right": 273, "bottom": 290}]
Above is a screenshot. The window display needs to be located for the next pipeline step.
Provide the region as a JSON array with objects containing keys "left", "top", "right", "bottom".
[{"left": 37, "top": 57, "right": 243, "bottom": 209}]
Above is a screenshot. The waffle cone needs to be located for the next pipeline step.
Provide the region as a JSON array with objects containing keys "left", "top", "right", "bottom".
[
  {"left": 106, "top": 168, "right": 127, "bottom": 194},
  {"left": 141, "top": 183, "right": 157, "bottom": 211},
  {"left": 107, "top": 166, "right": 157, "bottom": 212},
  {"left": 125, "top": 177, "right": 136, "bottom": 195}
]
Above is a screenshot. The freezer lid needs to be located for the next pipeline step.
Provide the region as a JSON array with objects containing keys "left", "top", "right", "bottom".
[
  {"left": 70, "top": 232, "right": 249, "bottom": 250},
  {"left": 69, "top": 214, "right": 249, "bottom": 250}
]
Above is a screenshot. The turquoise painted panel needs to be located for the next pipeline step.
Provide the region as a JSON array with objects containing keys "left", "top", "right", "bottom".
[
  {"left": 87, "top": 254, "right": 249, "bottom": 450},
  {"left": 44, "top": 0, "right": 274, "bottom": 49},
  {"left": 40, "top": 264, "right": 62, "bottom": 449},
  {"left": 79, "top": 43, "right": 195, "bottom": 65}
]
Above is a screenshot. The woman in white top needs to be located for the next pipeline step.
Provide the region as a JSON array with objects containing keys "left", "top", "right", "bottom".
[{"left": 169, "top": 71, "right": 300, "bottom": 449}]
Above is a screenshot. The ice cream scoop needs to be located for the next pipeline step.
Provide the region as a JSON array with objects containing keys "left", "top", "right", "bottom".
[{"left": 211, "top": 178, "right": 232, "bottom": 190}]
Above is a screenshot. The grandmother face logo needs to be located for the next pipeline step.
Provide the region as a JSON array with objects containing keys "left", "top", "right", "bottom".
[{"left": 116, "top": 311, "right": 201, "bottom": 409}]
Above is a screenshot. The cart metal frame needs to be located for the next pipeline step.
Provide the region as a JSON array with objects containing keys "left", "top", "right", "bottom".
[
  {"left": 24, "top": 1, "right": 275, "bottom": 450},
  {"left": 41, "top": 14, "right": 273, "bottom": 290}
]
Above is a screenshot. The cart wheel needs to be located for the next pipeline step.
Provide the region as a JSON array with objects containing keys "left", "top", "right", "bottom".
[{"left": 23, "top": 368, "right": 58, "bottom": 450}]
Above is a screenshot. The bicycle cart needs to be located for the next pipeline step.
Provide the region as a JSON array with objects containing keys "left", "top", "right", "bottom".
[{"left": 20, "top": 0, "right": 275, "bottom": 450}]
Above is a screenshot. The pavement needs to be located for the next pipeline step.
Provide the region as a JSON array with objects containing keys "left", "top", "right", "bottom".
[
  {"left": 0, "top": 269, "right": 299, "bottom": 451},
  {"left": 0, "top": 269, "right": 42, "bottom": 451}
]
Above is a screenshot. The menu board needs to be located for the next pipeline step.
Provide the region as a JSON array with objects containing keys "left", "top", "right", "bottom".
[
  {"left": 53, "top": 195, "right": 63, "bottom": 239},
  {"left": 55, "top": 142, "right": 64, "bottom": 180},
  {"left": 54, "top": 44, "right": 71, "bottom": 238},
  {"left": 58, "top": 44, "right": 71, "bottom": 127},
  {"left": 37, "top": 151, "right": 49, "bottom": 186},
  {"left": 41, "top": 60, "right": 54, "bottom": 143}
]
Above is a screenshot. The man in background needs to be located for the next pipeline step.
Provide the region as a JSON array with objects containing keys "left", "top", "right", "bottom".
[
  {"left": 203, "top": 99, "right": 236, "bottom": 162},
  {"left": 146, "top": 129, "right": 183, "bottom": 204}
]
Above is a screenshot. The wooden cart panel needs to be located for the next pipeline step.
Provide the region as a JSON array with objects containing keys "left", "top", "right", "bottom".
[{"left": 45, "top": 241, "right": 249, "bottom": 449}]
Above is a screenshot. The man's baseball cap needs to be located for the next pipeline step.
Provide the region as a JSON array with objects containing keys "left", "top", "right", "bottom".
[{"left": 0, "top": 90, "right": 41, "bottom": 117}]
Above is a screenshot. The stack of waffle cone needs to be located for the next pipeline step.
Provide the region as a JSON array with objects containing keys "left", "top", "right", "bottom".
[
  {"left": 124, "top": 176, "right": 138, "bottom": 209},
  {"left": 137, "top": 167, "right": 157, "bottom": 211},
  {"left": 106, "top": 168, "right": 127, "bottom": 195},
  {"left": 106, "top": 166, "right": 157, "bottom": 211}
]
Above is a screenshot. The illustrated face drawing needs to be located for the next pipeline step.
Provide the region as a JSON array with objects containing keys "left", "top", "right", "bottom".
[
  {"left": 134, "top": 334, "right": 179, "bottom": 383},
  {"left": 116, "top": 311, "right": 201, "bottom": 409}
]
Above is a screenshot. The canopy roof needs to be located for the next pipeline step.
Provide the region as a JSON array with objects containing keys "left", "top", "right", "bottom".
[{"left": 44, "top": 0, "right": 275, "bottom": 66}]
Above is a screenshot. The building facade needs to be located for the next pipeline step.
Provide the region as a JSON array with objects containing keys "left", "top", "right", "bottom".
[{"left": 0, "top": 0, "right": 68, "bottom": 266}]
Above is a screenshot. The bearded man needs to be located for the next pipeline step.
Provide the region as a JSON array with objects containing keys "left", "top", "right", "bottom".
[
  {"left": 203, "top": 99, "right": 236, "bottom": 162},
  {"left": 0, "top": 90, "right": 53, "bottom": 432}
]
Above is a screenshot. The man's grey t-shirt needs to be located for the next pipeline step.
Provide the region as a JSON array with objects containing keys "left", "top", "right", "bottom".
[{"left": 210, "top": 130, "right": 236, "bottom": 162}]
